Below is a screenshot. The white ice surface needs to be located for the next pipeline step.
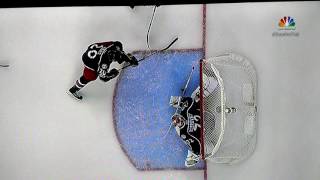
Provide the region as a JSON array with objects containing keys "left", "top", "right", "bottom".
[
  {"left": 206, "top": 2, "right": 320, "bottom": 180},
  {"left": 0, "top": 2, "right": 320, "bottom": 180},
  {"left": 0, "top": 5, "right": 203, "bottom": 180}
]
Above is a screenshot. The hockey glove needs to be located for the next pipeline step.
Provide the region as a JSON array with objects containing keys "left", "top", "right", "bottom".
[
  {"left": 99, "top": 68, "right": 119, "bottom": 82},
  {"left": 99, "top": 76, "right": 111, "bottom": 82},
  {"left": 108, "top": 68, "right": 119, "bottom": 78}
]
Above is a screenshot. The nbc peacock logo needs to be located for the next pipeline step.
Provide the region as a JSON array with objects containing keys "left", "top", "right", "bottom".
[{"left": 278, "top": 16, "right": 296, "bottom": 30}]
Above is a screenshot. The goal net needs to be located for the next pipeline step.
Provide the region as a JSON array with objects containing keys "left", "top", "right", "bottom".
[{"left": 200, "top": 53, "right": 258, "bottom": 164}]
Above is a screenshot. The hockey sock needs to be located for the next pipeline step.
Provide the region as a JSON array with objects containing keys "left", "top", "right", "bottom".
[{"left": 70, "top": 76, "right": 89, "bottom": 93}]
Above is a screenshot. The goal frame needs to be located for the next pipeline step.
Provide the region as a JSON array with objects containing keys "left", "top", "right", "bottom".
[{"left": 199, "top": 53, "right": 258, "bottom": 164}]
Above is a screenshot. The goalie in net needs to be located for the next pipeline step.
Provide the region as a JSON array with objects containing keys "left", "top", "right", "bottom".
[
  {"left": 169, "top": 69, "right": 219, "bottom": 167},
  {"left": 170, "top": 54, "right": 257, "bottom": 166}
]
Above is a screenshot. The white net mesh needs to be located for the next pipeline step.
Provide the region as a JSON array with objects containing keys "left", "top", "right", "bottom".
[
  {"left": 200, "top": 53, "right": 258, "bottom": 164},
  {"left": 200, "top": 59, "right": 226, "bottom": 159}
]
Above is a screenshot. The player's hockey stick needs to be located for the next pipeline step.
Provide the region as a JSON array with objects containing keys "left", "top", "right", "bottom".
[
  {"left": 0, "top": 64, "right": 9, "bottom": 67},
  {"left": 146, "top": 6, "right": 157, "bottom": 51},
  {"left": 120, "top": 37, "right": 178, "bottom": 70}
]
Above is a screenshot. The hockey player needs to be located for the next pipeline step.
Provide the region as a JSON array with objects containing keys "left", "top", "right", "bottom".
[
  {"left": 68, "top": 41, "right": 138, "bottom": 100},
  {"left": 169, "top": 73, "right": 219, "bottom": 167},
  {"left": 170, "top": 90, "right": 202, "bottom": 167}
]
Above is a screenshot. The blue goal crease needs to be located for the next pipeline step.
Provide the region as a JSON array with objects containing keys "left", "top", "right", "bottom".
[{"left": 113, "top": 50, "right": 205, "bottom": 170}]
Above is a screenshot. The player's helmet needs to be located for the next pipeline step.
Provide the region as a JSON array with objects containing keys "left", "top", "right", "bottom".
[
  {"left": 107, "top": 50, "right": 122, "bottom": 62},
  {"left": 113, "top": 41, "right": 123, "bottom": 51}
]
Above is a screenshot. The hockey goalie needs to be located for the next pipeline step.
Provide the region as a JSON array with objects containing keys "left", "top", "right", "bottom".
[{"left": 169, "top": 72, "right": 218, "bottom": 167}]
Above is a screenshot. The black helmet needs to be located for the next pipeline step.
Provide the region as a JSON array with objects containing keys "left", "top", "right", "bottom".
[{"left": 107, "top": 50, "right": 122, "bottom": 62}]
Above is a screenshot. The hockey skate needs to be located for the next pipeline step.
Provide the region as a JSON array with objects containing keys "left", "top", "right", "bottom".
[
  {"left": 185, "top": 150, "right": 200, "bottom": 167},
  {"left": 67, "top": 89, "right": 83, "bottom": 100}
]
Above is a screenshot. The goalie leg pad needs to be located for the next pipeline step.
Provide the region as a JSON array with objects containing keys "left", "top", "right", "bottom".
[{"left": 185, "top": 150, "right": 200, "bottom": 167}]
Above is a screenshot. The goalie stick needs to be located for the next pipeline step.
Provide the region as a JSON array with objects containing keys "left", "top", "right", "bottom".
[
  {"left": 120, "top": 37, "right": 178, "bottom": 70},
  {"left": 181, "top": 66, "right": 195, "bottom": 96},
  {"left": 0, "top": 64, "right": 9, "bottom": 67}
]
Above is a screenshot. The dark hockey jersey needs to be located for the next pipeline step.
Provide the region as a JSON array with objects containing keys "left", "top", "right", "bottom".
[
  {"left": 82, "top": 41, "right": 123, "bottom": 71},
  {"left": 175, "top": 97, "right": 202, "bottom": 155}
]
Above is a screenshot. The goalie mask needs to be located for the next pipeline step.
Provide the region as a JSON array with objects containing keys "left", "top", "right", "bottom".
[{"left": 171, "top": 113, "right": 185, "bottom": 128}]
